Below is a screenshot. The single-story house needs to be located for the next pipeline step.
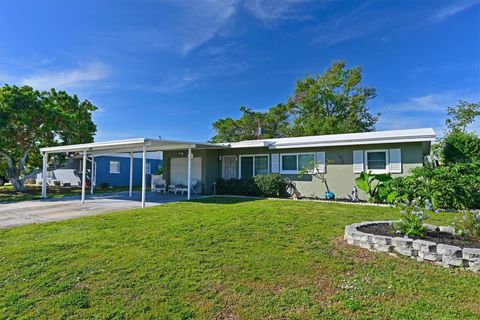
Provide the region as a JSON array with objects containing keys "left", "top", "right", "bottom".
[{"left": 39, "top": 128, "right": 435, "bottom": 207}]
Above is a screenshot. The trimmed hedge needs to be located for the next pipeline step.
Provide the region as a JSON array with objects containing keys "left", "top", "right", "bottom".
[{"left": 216, "top": 174, "right": 288, "bottom": 198}]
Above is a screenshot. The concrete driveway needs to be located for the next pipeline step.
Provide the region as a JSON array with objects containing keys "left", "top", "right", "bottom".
[{"left": 0, "top": 191, "right": 197, "bottom": 229}]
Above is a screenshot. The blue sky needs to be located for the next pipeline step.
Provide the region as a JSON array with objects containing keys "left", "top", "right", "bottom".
[{"left": 0, "top": 0, "right": 479, "bottom": 141}]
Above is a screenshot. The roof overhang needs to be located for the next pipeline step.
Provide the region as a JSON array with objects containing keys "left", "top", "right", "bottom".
[{"left": 40, "top": 138, "right": 226, "bottom": 154}]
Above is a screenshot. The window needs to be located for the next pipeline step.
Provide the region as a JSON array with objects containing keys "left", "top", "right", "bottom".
[
  {"left": 280, "top": 153, "right": 314, "bottom": 173},
  {"left": 146, "top": 162, "right": 151, "bottom": 174},
  {"left": 365, "top": 150, "right": 388, "bottom": 173},
  {"left": 222, "top": 156, "right": 237, "bottom": 179},
  {"left": 239, "top": 155, "right": 269, "bottom": 178},
  {"left": 109, "top": 161, "right": 120, "bottom": 174}
]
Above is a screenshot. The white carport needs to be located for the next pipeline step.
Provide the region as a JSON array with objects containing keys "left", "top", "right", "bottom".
[{"left": 39, "top": 138, "right": 223, "bottom": 208}]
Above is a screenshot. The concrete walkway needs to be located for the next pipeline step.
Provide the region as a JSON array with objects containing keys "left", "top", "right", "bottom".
[{"left": 0, "top": 191, "right": 198, "bottom": 229}]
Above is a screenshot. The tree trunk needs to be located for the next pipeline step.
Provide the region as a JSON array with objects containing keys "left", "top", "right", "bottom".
[{"left": 10, "top": 177, "right": 25, "bottom": 191}]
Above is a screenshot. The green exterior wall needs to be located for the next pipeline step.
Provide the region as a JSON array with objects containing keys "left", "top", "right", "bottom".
[{"left": 163, "top": 141, "right": 429, "bottom": 200}]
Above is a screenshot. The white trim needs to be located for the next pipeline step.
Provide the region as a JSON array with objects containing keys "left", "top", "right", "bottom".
[
  {"left": 279, "top": 152, "right": 315, "bottom": 174},
  {"left": 364, "top": 149, "right": 390, "bottom": 174},
  {"left": 238, "top": 154, "right": 270, "bottom": 178}
]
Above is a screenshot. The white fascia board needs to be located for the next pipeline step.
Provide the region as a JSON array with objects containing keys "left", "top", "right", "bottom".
[
  {"left": 40, "top": 138, "right": 147, "bottom": 154},
  {"left": 225, "top": 141, "right": 271, "bottom": 148},
  {"left": 269, "top": 136, "right": 436, "bottom": 149}
]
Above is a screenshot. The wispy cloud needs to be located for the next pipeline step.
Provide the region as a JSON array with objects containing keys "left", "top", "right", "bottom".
[
  {"left": 432, "top": 0, "right": 480, "bottom": 21},
  {"left": 134, "top": 0, "right": 239, "bottom": 55},
  {"left": 19, "top": 62, "right": 110, "bottom": 91},
  {"left": 148, "top": 61, "right": 248, "bottom": 92},
  {"left": 243, "top": 0, "right": 311, "bottom": 24},
  {"left": 376, "top": 90, "right": 480, "bottom": 134}
]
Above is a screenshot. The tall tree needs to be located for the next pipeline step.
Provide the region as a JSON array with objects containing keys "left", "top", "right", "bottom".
[
  {"left": 445, "top": 100, "right": 480, "bottom": 132},
  {"left": 290, "top": 61, "right": 378, "bottom": 136},
  {"left": 0, "top": 85, "right": 97, "bottom": 191},
  {"left": 211, "top": 104, "right": 292, "bottom": 142},
  {"left": 211, "top": 61, "right": 379, "bottom": 142}
]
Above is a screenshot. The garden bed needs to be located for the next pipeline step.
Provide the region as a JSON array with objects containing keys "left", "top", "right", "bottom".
[
  {"left": 345, "top": 221, "right": 480, "bottom": 273},
  {"left": 358, "top": 223, "right": 480, "bottom": 249}
]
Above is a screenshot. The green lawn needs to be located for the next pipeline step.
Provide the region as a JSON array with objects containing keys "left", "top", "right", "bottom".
[
  {"left": 0, "top": 198, "right": 478, "bottom": 319},
  {"left": 0, "top": 185, "right": 141, "bottom": 203}
]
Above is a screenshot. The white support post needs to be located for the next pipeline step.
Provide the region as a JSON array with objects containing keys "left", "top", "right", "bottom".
[
  {"left": 90, "top": 154, "right": 95, "bottom": 195},
  {"left": 81, "top": 150, "right": 87, "bottom": 203},
  {"left": 187, "top": 146, "right": 192, "bottom": 200},
  {"left": 141, "top": 145, "right": 146, "bottom": 208},
  {"left": 129, "top": 152, "right": 134, "bottom": 197},
  {"left": 41, "top": 152, "right": 47, "bottom": 199}
]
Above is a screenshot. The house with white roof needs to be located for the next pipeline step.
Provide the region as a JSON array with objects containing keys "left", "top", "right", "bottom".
[{"left": 40, "top": 128, "right": 436, "bottom": 207}]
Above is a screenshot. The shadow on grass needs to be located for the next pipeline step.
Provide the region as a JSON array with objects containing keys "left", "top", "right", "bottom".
[{"left": 191, "top": 195, "right": 266, "bottom": 205}]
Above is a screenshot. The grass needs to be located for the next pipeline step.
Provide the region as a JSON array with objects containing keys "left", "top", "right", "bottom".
[
  {"left": 0, "top": 197, "right": 479, "bottom": 319},
  {"left": 0, "top": 185, "right": 141, "bottom": 203}
]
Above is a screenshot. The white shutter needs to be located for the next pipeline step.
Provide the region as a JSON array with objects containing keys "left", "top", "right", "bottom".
[
  {"left": 316, "top": 152, "right": 326, "bottom": 173},
  {"left": 271, "top": 154, "right": 280, "bottom": 173},
  {"left": 389, "top": 148, "right": 402, "bottom": 173},
  {"left": 353, "top": 150, "right": 364, "bottom": 173}
]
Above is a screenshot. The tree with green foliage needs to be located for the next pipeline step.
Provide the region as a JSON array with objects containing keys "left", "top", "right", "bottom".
[
  {"left": 290, "top": 61, "right": 379, "bottom": 136},
  {"left": 0, "top": 85, "right": 97, "bottom": 191},
  {"left": 211, "top": 61, "right": 379, "bottom": 142},
  {"left": 445, "top": 100, "right": 480, "bottom": 132},
  {"left": 211, "top": 104, "right": 292, "bottom": 142}
]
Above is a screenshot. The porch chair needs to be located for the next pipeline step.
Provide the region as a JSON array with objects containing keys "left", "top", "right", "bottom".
[
  {"left": 175, "top": 179, "right": 200, "bottom": 195},
  {"left": 151, "top": 175, "right": 167, "bottom": 194}
]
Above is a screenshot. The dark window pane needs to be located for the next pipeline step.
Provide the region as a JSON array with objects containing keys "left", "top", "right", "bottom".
[
  {"left": 298, "top": 154, "right": 314, "bottom": 171},
  {"left": 367, "top": 152, "right": 386, "bottom": 170},
  {"left": 282, "top": 155, "right": 297, "bottom": 171},
  {"left": 241, "top": 157, "right": 254, "bottom": 178},
  {"left": 255, "top": 156, "right": 268, "bottom": 175}
]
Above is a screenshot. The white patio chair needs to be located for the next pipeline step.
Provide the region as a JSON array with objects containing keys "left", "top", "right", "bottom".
[
  {"left": 151, "top": 175, "right": 166, "bottom": 194},
  {"left": 175, "top": 179, "right": 199, "bottom": 195}
]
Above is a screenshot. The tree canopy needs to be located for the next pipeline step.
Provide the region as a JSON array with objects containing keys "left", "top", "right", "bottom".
[
  {"left": 0, "top": 85, "right": 97, "bottom": 190},
  {"left": 211, "top": 61, "right": 379, "bottom": 142}
]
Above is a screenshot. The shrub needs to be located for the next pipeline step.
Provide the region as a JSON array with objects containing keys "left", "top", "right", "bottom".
[
  {"left": 355, "top": 171, "right": 393, "bottom": 202},
  {"left": 441, "top": 131, "right": 480, "bottom": 165},
  {"left": 394, "top": 199, "right": 430, "bottom": 238},
  {"left": 452, "top": 210, "right": 480, "bottom": 242},
  {"left": 253, "top": 174, "right": 288, "bottom": 198},
  {"left": 216, "top": 174, "right": 287, "bottom": 198},
  {"left": 386, "top": 164, "right": 480, "bottom": 209},
  {"left": 99, "top": 182, "right": 110, "bottom": 189}
]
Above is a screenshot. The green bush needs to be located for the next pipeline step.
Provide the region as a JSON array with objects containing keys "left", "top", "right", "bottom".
[
  {"left": 394, "top": 200, "right": 429, "bottom": 238},
  {"left": 253, "top": 174, "right": 288, "bottom": 198},
  {"left": 216, "top": 174, "right": 287, "bottom": 198},
  {"left": 355, "top": 171, "right": 393, "bottom": 202},
  {"left": 452, "top": 210, "right": 480, "bottom": 242},
  {"left": 441, "top": 131, "right": 480, "bottom": 164},
  {"left": 386, "top": 163, "right": 480, "bottom": 209}
]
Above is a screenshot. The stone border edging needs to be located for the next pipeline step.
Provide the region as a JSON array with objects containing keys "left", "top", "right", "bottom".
[{"left": 344, "top": 221, "right": 480, "bottom": 273}]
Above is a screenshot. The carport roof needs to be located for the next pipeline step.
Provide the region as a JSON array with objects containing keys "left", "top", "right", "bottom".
[{"left": 40, "top": 138, "right": 226, "bottom": 154}]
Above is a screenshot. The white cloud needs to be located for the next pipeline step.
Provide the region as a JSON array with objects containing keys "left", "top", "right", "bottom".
[
  {"left": 376, "top": 91, "right": 480, "bottom": 134},
  {"left": 136, "top": 0, "right": 239, "bottom": 55},
  {"left": 149, "top": 61, "right": 248, "bottom": 92},
  {"left": 20, "top": 62, "right": 110, "bottom": 91},
  {"left": 432, "top": 0, "right": 480, "bottom": 21},
  {"left": 243, "top": 0, "right": 311, "bottom": 24}
]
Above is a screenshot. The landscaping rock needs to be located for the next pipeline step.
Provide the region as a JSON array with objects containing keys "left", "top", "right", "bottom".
[
  {"left": 394, "top": 246, "right": 417, "bottom": 257},
  {"left": 442, "top": 255, "right": 468, "bottom": 268},
  {"left": 439, "top": 226, "right": 455, "bottom": 234},
  {"left": 391, "top": 237, "right": 413, "bottom": 248},
  {"left": 418, "top": 251, "right": 442, "bottom": 262},
  {"left": 373, "top": 243, "right": 393, "bottom": 253},
  {"left": 437, "top": 244, "right": 462, "bottom": 258},
  {"left": 371, "top": 235, "right": 392, "bottom": 245},
  {"left": 462, "top": 248, "right": 480, "bottom": 261},
  {"left": 468, "top": 261, "right": 480, "bottom": 273},
  {"left": 413, "top": 239, "right": 437, "bottom": 253},
  {"left": 423, "top": 224, "right": 439, "bottom": 232}
]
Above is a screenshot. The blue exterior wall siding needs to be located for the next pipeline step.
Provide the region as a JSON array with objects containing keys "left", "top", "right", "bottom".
[{"left": 95, "top": 156, "right": 162, "bottom": 187}]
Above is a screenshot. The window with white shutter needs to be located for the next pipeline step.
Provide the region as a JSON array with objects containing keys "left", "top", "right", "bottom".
[
  {"left": 271, "top": 154, "right": 280, "bottom": 173},
  {"left": 353, "top": 150, "right": 364, "bottom": 173},
  {"left": 316, "top": 152, "right": 326, "bottom": 173}
]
